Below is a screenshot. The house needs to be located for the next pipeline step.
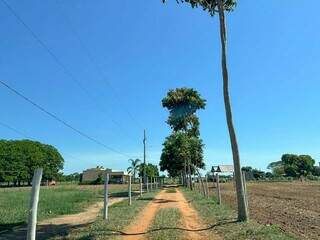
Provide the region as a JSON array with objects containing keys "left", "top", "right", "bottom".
[
  {"left": 81, "top": 167, "right": 130, "bottom": 184},
  {"left": 107, "top": 170, "right": 130, "bottom": 184}
]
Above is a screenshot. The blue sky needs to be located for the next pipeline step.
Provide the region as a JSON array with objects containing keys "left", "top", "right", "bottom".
[{"left": 1, "top": 0, "right": 319, "bottom": 174}]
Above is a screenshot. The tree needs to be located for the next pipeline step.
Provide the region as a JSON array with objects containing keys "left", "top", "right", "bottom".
[
  {"left": 282, "top": 154, "right": 315, "bottom": 178},
  {"left": 163, "top": 0, "right": 248, "bottom": 221},
  {"left": 127, "top": 158, "right": 141, "bottom": 183},
  {"left": 161, "top": 88, "right": 206, "bottom": 187},
  {"left": 268, "top": 154, "right": 316, "bottom": 178},
  {"left": 267, "top": 160, "right": 284, "bottom": 177},
  {"left": 162, "top": 87, "right": 206, "bottom": 136},
  {"left": 138, "top": 163, "right": 159, "bottom": 178},
  {"left": 0, "top": 139, "right": 64, "bottom": 186}
]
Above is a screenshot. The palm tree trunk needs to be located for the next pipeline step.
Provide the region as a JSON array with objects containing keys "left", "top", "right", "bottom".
[{"left": 216, "top": 0, "right": 248, "bottom": 221}]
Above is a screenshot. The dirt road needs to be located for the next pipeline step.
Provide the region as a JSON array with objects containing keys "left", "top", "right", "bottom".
[
  {"left": 0, "top": 197, "right": 125, "bottom": 240},
  {"left": 122, "top": 188, "right": 220, "bottom": 240}
]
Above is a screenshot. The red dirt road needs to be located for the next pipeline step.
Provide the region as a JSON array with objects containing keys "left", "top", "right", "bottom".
[{"left": 123, "top": 188, "right": 221, "bottom": 240}]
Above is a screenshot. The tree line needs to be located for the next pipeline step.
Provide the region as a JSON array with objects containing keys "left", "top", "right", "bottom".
[
  {"left": 240, "top": 154, "right": 319, "bottom": 181},
  {"left": 0, "top": 139, "right": 64, "bottom": 186}
]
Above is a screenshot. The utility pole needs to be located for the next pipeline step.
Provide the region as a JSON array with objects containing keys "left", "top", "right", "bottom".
[{"left": 143, "top": 129, "right": 147, "bottom": 185}]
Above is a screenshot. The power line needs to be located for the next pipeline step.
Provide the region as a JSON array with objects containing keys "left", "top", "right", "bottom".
[
  {"left": 0, "top": 80, "right": 132, "bottom": 159},
  {"left": 0, "top": 120, "right": 93, "bottom": 163},
  {"left": 1, "top": 0, "right": 138, "bottom": 143},
  {"left": 56, "top": 0, "right": 144, "bottom": 131},
  {"left": 0, "top": 121, "right": 29, "bottom": 139},
  {"left": 0, "top": 123, "right": 84, "bottom": 162}
]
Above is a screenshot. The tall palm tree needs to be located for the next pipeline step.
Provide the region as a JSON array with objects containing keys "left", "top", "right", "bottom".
[
  {"left": 216, "top": 0, "right": 248, "bottom": 221},
  {"left": 127, "top": 159, "right": 141, "bottom": 183},
  {"left": 163, "top": 0, "right": 248, "bottom": 221}
]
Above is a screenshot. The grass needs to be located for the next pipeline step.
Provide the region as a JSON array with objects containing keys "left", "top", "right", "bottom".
[
  {"left": 54, "top": 190, "right": 159, "bottom": 240},
  {"left": 0, "top": 184, "right": 136, "bottom": 232},
  {"left": 165, "top": 188, "right": 177, "bottom": 193},
  {"left": 147, "top": 208, "right": 182, "bottom": 240},
  {"left": 181, "top": 188, "right": 296, "bottom": 240}
]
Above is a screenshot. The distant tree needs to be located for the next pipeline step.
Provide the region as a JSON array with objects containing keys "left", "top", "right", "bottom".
[
  {"left": 269, "top": 154, "right": 316, "bottom": 179},
  {"left": 138, "top": 163, "right": 159, "bottom": 179},
  {"left": 312, "top": 165, "right": 320, "bottom": 176},
  {"left": 242, "top": 166, "right": 266, "bottom": 180},
  {"left": 0, "top": 139, "right": 64, "bottom": 186},
  {"left": 161, "top": 88, "right": 206, "bottom": 186},
  {"left": 127, "top": 158, "right": 141, "bottom": 183}
]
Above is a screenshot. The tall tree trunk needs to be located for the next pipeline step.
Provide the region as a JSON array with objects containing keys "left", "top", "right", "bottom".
[{"left": 216, "top": 0, "right": 248, "bottom": 221}]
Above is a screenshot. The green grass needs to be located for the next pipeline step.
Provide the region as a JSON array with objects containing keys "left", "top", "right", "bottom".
[
  {"left": 54, "top": 191, "right": 159, "bottom": 240},
  {"left": 165, "top": 188, "right": 177, "bottom": 193},
  {"left": 0, "top": 184, "right": 135, "bottom": 231},
  {"left": 181, "top": 188, "right": 296, "bottom": 240},
  {"left": 147, "top": 208, "right": 182, "bottom": 240}
]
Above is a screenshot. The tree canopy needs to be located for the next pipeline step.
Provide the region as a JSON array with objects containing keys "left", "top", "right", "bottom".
[
  {"left": 0, "top": 139, "right": 64, "bottom": 186},
  {"left": 163, "top": 0, "right": 236, "bottom": 16}
]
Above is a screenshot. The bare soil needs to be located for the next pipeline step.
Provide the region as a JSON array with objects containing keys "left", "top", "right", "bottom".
[
  {"left": 122, "top": 188, "right": 221, "bottom": 240},
  {"left": 214, "top": 181, "right": 320, "bottom": 240}
]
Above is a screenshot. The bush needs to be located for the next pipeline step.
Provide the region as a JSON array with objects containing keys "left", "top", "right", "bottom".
[{"left": 306, "top": 175, "right": 320, "bottom": 181}]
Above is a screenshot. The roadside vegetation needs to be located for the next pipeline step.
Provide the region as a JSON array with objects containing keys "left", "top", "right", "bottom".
[
  {"left": 181, "top": 188, "right": 295, "bottom": 240},
  {"left": 54, "top": 191, "right": 159, "bottom": 240},
  {"left": 0, "top": 184, "right": 132, "bottom": 232},
  {"left": 147, "top": 208, "right": 182, "bottom": 240}
]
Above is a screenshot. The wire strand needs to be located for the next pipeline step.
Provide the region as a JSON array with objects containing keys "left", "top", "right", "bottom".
[{"left": 0, "top": 80, "right": 132, "bottom": 158}]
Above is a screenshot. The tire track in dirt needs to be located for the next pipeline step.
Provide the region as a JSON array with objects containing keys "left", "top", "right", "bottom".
[{"left": 122, "top": 188, "right": 221, "bottom": 240}]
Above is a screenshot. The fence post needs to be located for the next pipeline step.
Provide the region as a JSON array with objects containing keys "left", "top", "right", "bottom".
[
  {"left": 128, "top": 175, "right": 132, "bottom": 205},
  {"left": 27, "top": 168, "right": 43, "bottom": 240},
  {"left": 216, "top": 173, "right": 221, "bottom": 205},
  {"left": 146, "top": 177, "right": 149, "bottom": 192},
  {"left": 150, "top": 177, "right": 153, "bottom": 191},
  {"left": 139, "top": 176, "right": 143, "bottom": 197},
  {"left": 103, "top": 173, "right": 109, "bottom": 221},
  {"left": 205, "top": 175, "right": 209, "bottom": 199}
]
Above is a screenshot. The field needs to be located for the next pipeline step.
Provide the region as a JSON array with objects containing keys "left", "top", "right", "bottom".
[
  {"left": 0, "top": 183, "right": 138, "bottom": 233},
  {"left": 216, "top": 181, "right": 320, "bottom": 240}
]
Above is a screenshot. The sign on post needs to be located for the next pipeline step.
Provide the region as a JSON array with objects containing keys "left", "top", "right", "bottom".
[
  {"left": 103, "top": 173, "right": 109, "bottom": 221},
  {"left": 27, "top": 168, "right": 43, "bottom": 240}
]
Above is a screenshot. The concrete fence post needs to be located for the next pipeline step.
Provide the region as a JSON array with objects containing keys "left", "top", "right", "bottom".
[
  {"left": 128, "top": 175, "right": 132, "bottom": 205},
  {"left": 146, "top": 177, "right": 149, "bottom": 192},
  {"left": 27, "top": 168, "right": 43, "bottom": 240},
  {"left": 216, "top": 173, "right": 221, "bottom": 205},
  {"left": 205, "top": 175, "right": 209, "bottom": 199},
  {"left": 103, "top": 173, "right": 109, "bottom": 221},
  {"left": 139, "top": 176, "right": 143, "bottom": 197},
  {"left": 150, "top": 177, "right": 153, "bottom": 191}
]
